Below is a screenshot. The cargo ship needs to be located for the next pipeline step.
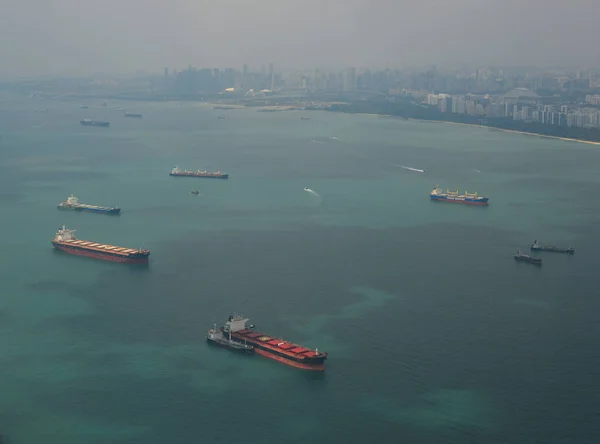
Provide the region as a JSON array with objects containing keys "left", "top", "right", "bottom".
[
  {"left": 169, "top": 167, "right": 229, "bottom": 179},
  {"left": 57, "top": 194, "right": 120, "bottom": 215},
  {"left": 207, "top": 324, "right": 254, "bottom": 353},
  {"left": 514, "top": 251, "right": 542, "bottom": 265},
  {"left": 80, "top": 119, "right": 110, "bottom": 127},
  {"left": 51, "top": 226, "right": 149, "bottom": 264},
  {"left": 430, "top": 186, "right": 489, "bottom": 205},
  {"left": 531, "top": 240, "right": 574, "bottom": 254},
  {"left": 124, "top": 112, "right": 143, "bottom": 118},
  {"left": 221, "top": 315, "right": 327, "bottom": 371}
]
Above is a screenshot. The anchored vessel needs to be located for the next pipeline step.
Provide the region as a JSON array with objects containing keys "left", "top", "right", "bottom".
[
  {"left": 51, "top": 226, "right": 149, "bottom": 264},
  {"left": 531, "top": 240, "right": 574, "bottom": 254},
  {"left": 206, "top": 324, "right": 254, "bottom": 352},
  {"left": 430, "top": 186, "right": 489, "bottom": 205},
  {"left": 57, "top": 194, "right": 120, "bottom": 215},
  {"left": 514, "top": 251, "right": 542, "bottom": 265},
  {"left": 80, "top": 119, "right": 110, "bottom": 127},
  {"left": 124, "top": 112, "right": 143, "bottom": 118},
  {"left": 170, "top": 167, "right": 229, "bottom": 179},
  {"left": 221, "top": 315, "right": 327, "bottom": 371}
]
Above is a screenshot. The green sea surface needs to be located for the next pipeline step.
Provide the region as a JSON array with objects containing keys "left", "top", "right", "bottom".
[{"left": 0, "top": 94, "right": 599, "bottom": 443}]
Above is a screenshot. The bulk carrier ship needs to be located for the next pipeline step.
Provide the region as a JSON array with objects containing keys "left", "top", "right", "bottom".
[
  {"left": 430, "top": 186, "right": 489, "bottom": 206},
  {"left": 531, "top": 240, "right": 574, "bottom": 254},
  {"left": 170, "top": 167, "right": 229, "bottom": 179},
  {"left": 220, "top": 315, "right": 328, "bottom": 371},
  {"left": 57, "top": 195, "right": 120, "bottom": 215},
  {"left": 80, "top": 119, "right": 110, "bottom": 127},
  {"left": 51, "top": 226, "right": 149, "bottom": 264}
]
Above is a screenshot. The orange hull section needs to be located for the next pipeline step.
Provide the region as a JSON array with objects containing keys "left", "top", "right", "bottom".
[{"left": 254, "top": 348, "right": 325, "bottom": 371}]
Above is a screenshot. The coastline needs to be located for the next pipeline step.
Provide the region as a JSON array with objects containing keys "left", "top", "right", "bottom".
[{"left": 351, "top": 112, "right": 600, "bottom": 146}]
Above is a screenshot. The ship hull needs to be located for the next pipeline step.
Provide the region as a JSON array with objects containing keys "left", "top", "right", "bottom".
[
  {"left": 206, "top": 337, "right": 254, "bottom": 353},
  {"left": 514, "top": 257, "right": 542, "bottom": 265},
  {"left": 80, "top": 121, "right": 110, "bottom": 127},
  {"left": 228, "top": 330, "right": 326, "bottom": 371},
  {"left": 430, "top": 196, "right": 489, "bottom": 206},
  {"left": 170, "top": 173, "right": 229, "bottom": 179},
  {"left": 58, "top": 205, "right": 120, "bottom": 215},
  {"left": 253, "top": 348, "right": 325, "bottom": 371},
  {"left": 531, "top": 246, "right": 574, "bottom": 254},
  {"left": 52, "top": 242, "right": 149, "bottom": 264}
]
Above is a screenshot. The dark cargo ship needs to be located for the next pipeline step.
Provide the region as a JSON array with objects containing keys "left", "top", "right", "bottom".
[
  {"left": 514, "top": 251, "right": 542, "bottom": 265},
  {"left": 221, "top": 315, "right": 327, "bottom": 371},
  {"left": 80, "top": 119, "right": 110, "bottom": 127},
  {"left": 57, "top": 194, "right": 120, "bottom": 215},
  {"left": 531, "top": 240, "right": 574, "bottom": 254},
  {"left": 51, "top": 226, "right": 149, "bottom": 264},
  {"left": 430, "top": 186, "right": 489, "bottom": 205},
  {"left": 206, "top": 324, "right": 254, "bottom": 352},
  {"left": 124, "top": 112, "right": 143, "bottom": 118},
  {"left": 170, "top": 167, "right": 229, "bottom": 179}
]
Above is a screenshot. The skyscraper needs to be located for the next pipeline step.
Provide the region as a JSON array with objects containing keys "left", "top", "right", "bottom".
[
  {"left": 268, "top": 63, "right": 274, "bottom": 90},
  {"left": 343, "top": 67, "right": 356, "bottom": 91}
]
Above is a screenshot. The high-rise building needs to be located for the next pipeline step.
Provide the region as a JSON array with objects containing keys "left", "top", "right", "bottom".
[
  {"left": 268, "top": 63, "right": 275, "bottom": 90},
  {"left": 242, "top": 64, "right": 249, "bottom": 89},
  {"left": 439, "top": 99, "right": 447, "bottom": 113},
  {"left": 343, "top": 67, "right": 356, "bottom": 91}
]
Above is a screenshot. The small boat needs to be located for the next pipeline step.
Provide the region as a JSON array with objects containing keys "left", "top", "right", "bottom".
[
  {"left": 190, "top": 190, "right": 200, "bottom": 195},
  {"left": 514, "top": 251, "right": 542, "bottom": 265},
  {"left": 531, "top": 240, "right": 574, "bottom": 254}
]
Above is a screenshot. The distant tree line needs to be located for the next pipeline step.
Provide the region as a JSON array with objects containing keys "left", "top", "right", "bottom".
[{"left": 322, "top": 101, "right": 600, "bottom": 143}]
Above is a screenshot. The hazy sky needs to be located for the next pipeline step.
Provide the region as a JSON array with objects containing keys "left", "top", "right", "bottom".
[{"left": 1, "top": 0, "right": 599, "bottom": 76}]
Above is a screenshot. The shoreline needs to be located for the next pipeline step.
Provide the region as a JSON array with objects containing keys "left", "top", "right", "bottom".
[{"left": 351, "top": 112, "right": 600, "bottom": 146}]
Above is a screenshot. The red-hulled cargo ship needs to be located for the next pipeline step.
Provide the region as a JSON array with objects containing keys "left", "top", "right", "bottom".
[
  {"left": 222, "top": 315, "right": 328, "bottom": 371},
  {"left": 51, "top": 226, "right": 150, "bottom": 264}
]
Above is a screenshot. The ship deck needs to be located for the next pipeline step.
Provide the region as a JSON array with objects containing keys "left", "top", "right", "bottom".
[
  {"left": 77, "top": 204, "right": 115, "bottom": 210},
  {"left": 55, "top": 239, "right": 146, "bottom": 256},
  {"left": 231, "top": 329, "right": 326, "bottom": 360}
]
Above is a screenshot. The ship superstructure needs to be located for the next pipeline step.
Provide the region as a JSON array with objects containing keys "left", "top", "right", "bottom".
[
  {"left": 57, "top": 194, "right": 120, "bottom": 215},
  {"left": 221, "top": 315, "right": 327, "bottom": 371},
  {"left": 430, "top": 186, "right": 489, "bottom": 205},
  {"left": 51, "top": 226, "right": 149, "bottom": 264}
]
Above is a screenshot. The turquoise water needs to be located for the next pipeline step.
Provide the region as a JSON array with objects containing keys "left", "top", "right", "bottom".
[{"left": 1, "top": 95, "right": 600, "bottom": 443}]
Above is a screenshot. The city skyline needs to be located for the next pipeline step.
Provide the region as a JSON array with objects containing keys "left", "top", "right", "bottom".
[{"left": 1, "top": 0, "right": 600, "bottom": 77}]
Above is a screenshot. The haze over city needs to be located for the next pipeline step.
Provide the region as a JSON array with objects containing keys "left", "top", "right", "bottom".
[{"left": 1, "top": 0, "right": 600, "bottom": 77}]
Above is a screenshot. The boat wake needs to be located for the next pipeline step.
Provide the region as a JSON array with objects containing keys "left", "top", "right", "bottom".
[
  {"left": 304, "top": 187, "right": 320, "bottom": 198},
  {"left": 473, "top": 169, "right": 481, "bottom": 173},
  {"left": 330, "top": 136, "right": 339, "bottom": 140},
  {"left": 392, "top": 164, "right": 426, "bottom": 173}
]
